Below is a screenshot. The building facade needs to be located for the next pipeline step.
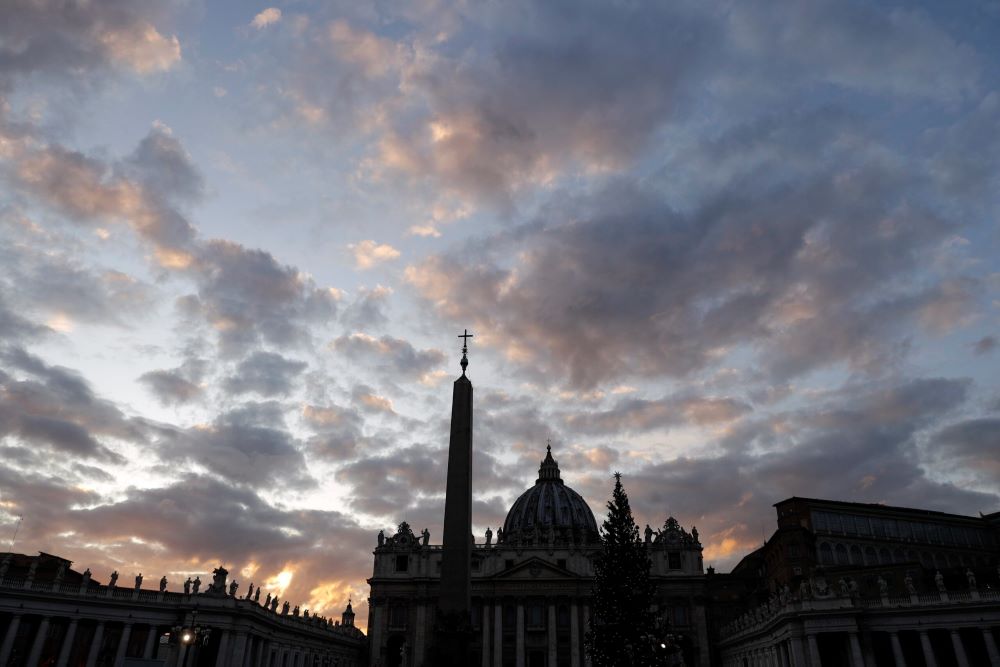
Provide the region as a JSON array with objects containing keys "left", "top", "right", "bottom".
[
  {"left": 0, "top": 551, "right": 365, "bottom": 667},
  {"left": 717, "top": 498, "right": 1000, "bottom": 666},
  {"left": 367, "top": 447, "right": 711, "bottom": 667}
]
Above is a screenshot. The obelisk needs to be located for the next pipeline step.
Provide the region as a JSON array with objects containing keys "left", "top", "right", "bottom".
[
  {"left": 440, "top": 329, "right": 473, "bottom": 612},
  {"left": 433, "top": 329, "right": 475, "bottom": 666}
]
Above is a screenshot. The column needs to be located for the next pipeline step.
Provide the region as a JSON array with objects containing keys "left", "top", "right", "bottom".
[
  {"left": 548, "top": 604, "right": 557, "bottom": 667},
  {"left": 0, "top": 614, "right": 22, "bottom": 666},
  {"left": 889, "top": 631, "right": 906, "bottom": 667},
  {"left": 26, "top": 615, "right": 52, "bottom": 666},
  {"left": 582, "top": 605, "right": 592, "bottom": 667},
  {"left": 494, "top": 602, "right": 503, "bottom": 667},
  {"left": 848, "top": 631, "right": 865, "bottom": 667},
  {"left": 85, "top": 621, "right": 105, "bottom": 667},
  {"left": 918, "top": 631, "right": 937, "bottom": 667},
  {"left": 949, "top": 630, "right": 969, "bottom": 667},
  {"left": 215, "top": 629, "right": 231, "bottom": 667},
  {"left": 230, "top": 632, "right": 249, "bottom": 667},
  {"left": 516, "top": 602, "right": 525, "bottom": 667},
  {"left": 789, "top": 636, "right": 807, "bottom": 667},
  {"left": 570, "top": 602, "right": 580, "bottom": 667},
  {"left": 806, "top": 632, "right": 821, "bottom": 667},
  {"left": 56, "top": 618, "right": 80, "bottom": 667},
  {"left": 143, "top": 624, "right": 158, "bottom": 659},
  {"left": 982, "top": 628, "right": 1000, "bottom": 667},
  {"left": 114, "top": 623, "right": 133, "bottom": 666},
  {"left": 482, "top": 603, "right": 491, "bottom": 667},
  {"left": 368, "top": 602, "right": 383, "bottom": 667},
  {"left": 414, "top": 602, "right": 426, "bottom": 663}
]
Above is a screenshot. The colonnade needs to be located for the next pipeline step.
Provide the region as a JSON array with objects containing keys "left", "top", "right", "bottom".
[
  {"left": 721, "top": 625, "right": 1000, "bottom": 667},
  {"left": 0, "top": 614, "right": 362, "bottom": 667},
  {"left": 478, "top": 598, "right": 591, "bottom": 667}
]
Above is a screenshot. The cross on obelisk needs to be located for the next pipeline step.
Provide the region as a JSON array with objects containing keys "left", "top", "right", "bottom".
[{"left": 458, "top": 329, "right": 473, "bottom": 374}]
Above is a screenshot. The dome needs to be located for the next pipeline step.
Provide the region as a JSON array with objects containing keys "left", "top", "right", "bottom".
[{"left": 500, "top": 445, "right": 600, "bottom": 545}]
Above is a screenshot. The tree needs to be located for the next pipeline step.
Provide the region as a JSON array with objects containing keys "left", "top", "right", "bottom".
[{"left": 585, "top": 472, "right": 669, "bottom": 666}]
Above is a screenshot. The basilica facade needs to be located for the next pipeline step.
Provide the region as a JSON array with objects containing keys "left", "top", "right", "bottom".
[{"left": 366, "top": 446, "right": 711, "bottom": 667}]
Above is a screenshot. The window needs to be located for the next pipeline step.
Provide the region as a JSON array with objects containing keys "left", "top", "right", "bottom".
[
  {"left": 395, "top": 555, "right": 409, "bottom": 572},
  {"left": 879, "top": 548, "right": 891, "bottom": 565},
  {"left": 505, "top": 559, "right": 514, "bottom": 570},
  {"left": 389, "top": 605, "right": 407, "bottom": 628},
  {"left": 557, "top": 605, "right": 570, "bottom": 628},
  {"left": 787, "top": 544, "right": 800, "bottom": 558},
  {"left": 557, "top": 559, "right": 567, "bottom": 570},
  {"left": 813, "top": 512, "right": 829, "bottom": 532},
  {"left": 856, "top": 516, "right": 871, "bottom": 536},
  {"left": 864, "top": 546, "right": 877, "bottom": 566},
  {"left": 819, "top": 543, "right": 834, "bottom": 565},
  {"left": 673, "top": 606, "right": 689, "bottom": 626},
  {"left": 668, "top": 552, "right": 681, "bottom": 569},
  {"left": 843, "top": 515, "right": 857, "bottom": 535},
  {"left": 850, "top": 545, "right": 863, "bottom": 565},
  {"left": 830, "top": 514, "right": 844, "bottom": 533},
  {"left": 472, "top": 558, "right": 481, "bottom": 572},
  {"left": 528, "top": 605, "right": 544, "bottom": 628},
  {"left": 835, "top": 543, "right": 849, "bottom": 565},
  {"left": 504, "top": 605, "right": 517, "bottom": 631}
]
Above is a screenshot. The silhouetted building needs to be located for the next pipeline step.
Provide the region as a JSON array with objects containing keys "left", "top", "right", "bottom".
[
  {"left": 0, "top": 551, "right": 365, "bottom": 666},
  {"left": 716, "top": 497, "right": 1000, "bottom": 666},
  {"left": 366, "top": 339, "right": 711, "bottom": 667}
]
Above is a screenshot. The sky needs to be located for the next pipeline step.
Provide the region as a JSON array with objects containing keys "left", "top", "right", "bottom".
[{"left": 1, "top": 0, "right": 999, "bottom": 631}]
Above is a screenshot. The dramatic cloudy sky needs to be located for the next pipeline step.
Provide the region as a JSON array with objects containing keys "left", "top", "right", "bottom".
[{"left": 2, "top": 0, "right": 1000, "bottom": 630}]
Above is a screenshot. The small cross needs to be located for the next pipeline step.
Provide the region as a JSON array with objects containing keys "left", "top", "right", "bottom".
[{"left": 458, "top": 329, "right": 474, "bottom": 349}]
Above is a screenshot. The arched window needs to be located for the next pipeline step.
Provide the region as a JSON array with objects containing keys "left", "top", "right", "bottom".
[
  {"left": 850, "top": 545, "right": 863, "bottom": 565},
  {"left": 865, "top": 546, "right": 877, "bottom": 565},
  {"left": 835, "top": 543, "right": 849, "bottom": 565},
  {"left": 879, "top": 548, "right": 891, "bottom": 565},
  {"left": 820, "top": 543, "right": 834, "bottom": 565},
  {"left": 893, "top": 548, "right": 904, "bottom": 563}
]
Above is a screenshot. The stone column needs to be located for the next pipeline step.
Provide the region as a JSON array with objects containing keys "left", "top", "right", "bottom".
[
  {"left": 494, "top": 602, "right": 503, "bottom": 667},
  {"left": 0, "top": 613, "right": 22, "bottom": 666},
  {"left": 230, "top": 632, "right": 248, "bottom": 667},
  {"left": 26, "top": 615, "right": 52, "bottom": 667},
  {"left": 215, "top": 629, "right": 230, "bottom": 666},
  {"left": 414, "top": 602, "right": 426, "bottom": 663},
  {"left": 516, "top": 602, "right": 525, "bottom": 667},
  {"left": 848, "top": 631, "right": 865, "bottom": 667},
  {"left": 56, "top": 618, "right": 80, "bottom": 667},
  {"left": 949, "top": 630, "right": 969, "bottom": 667},
  {"left": 789, "top": 636, "right": 807, "bottom": 667},
  {"left": 582, "top": 605, "right": 592, "bottom": 667},
  {"left": 85, "top": 621, "right": 105, "bottom": 667},
  {"left": 548, "top": 604, "right": 557, "bottom": 667},
  {"left": 889, "top": 631, "right": 906, "bottom": 667},
  {"left": 570, "top": 602, "right": 580, "bottom": 667},
  {"left": 918, "top": 631, "right": 937, "bottom": 667},
  {"left": 982, "top": 628, "right": 1000, "bottom": 667},
  {"left": 806, "top": 632, "right": 821, "bottom": 667},
  {"left": 482, "top": 603, "right": 491, "bottom": 667},
  {"left": 368, "top": 602, "right": 383, "bottom": 667},
  {"left": 113, "top": 623, "right": 133, "bottom": 666},
  {"left": 143, "top": 625, "right": 159, "bottom": 659}
]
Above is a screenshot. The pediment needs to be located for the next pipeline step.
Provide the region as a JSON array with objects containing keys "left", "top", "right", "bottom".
[{"left": 490, "top": 557, "right": 576, "bottom": 580}]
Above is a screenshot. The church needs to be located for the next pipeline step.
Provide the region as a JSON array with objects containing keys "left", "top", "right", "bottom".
[{"left": 366, "top": 335, "right": 711, "bottom": 667}]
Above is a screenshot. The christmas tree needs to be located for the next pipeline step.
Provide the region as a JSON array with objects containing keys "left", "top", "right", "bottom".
[{"left": 585, "top": 472, "right": 669, "bottom": 666}]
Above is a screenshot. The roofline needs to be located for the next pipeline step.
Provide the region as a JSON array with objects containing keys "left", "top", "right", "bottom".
[{"left": 773, "top": 496, "right": 992, "bottom": 522}]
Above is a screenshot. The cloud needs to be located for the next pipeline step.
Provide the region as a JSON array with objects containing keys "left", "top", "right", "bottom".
[
  {"left": 98, "top": 22, "right": 181, "bottom": 73},
  {"left": 138, "top": 366, "right": 204, "bottom": 405},
  {"left": 331, "top": 333, "right": 445, "bottom": 380},
  {"left": 340, "top": 285, "right": 392, "bottom": 330},
  {"left": 164, "top": 402, "right": 313, "bottom": 487},
  {"left": 971, "top": 336, "right": 996, "bottom": 356},
  {"left": 251, "top": 8, "right": 283, "bottom": 30},
  {"left": 932, "top": 417, "right": 1000, "bottom": 485},
  {"left": 0, "top": 346, "right": 144, "bottom": 463},
  {"left": 0, "top": 0, "right": 181, "bottom": 85},
  {"left": 223, "top": 351, "right": 308, "bottom": 397},
  {"left": 564, "top": 395, "right": 752, "bottom": 436},
  {"left": 348, "top": 240, "right": 400, "bottom": 269}
]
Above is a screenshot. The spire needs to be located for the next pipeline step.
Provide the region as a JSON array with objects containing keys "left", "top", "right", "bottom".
[
  {"left": 458, "top": 329, "right": 473, "bottom": 375},
  {"left": 537, "top": 439, "right": 563, "bottom": 483}
]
